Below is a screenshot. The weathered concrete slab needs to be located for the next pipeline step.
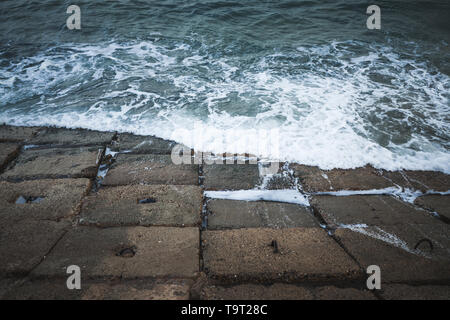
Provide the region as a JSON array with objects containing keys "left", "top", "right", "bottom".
[
  {"left": 290, "top": 165, "right": 331, "bottom": 192},
  {"left": 33, "top": 226, "right": 199, "bottom": 279},
  {"left": 381, "top": 170, "right": 450, "bottom": 193},
  {"left": 102, "top": 154, "right": 198, "bottom": 186},
  {"left": 3, "top": 279, "right": 192, "bottom": 300},
  {"left": 261, "top": 172, "right": 296, "bottom": 190},
  {"left": 201, "top": 283, "right": 314, "bottom": 300},
  {"left": 80, "top": 185, "right": 202, "bottom": 227},
  {"left": 0, "top": 125, "right": 38, "bottom": 142},
  {"left": 349, "top": 223, "right": 450, "bottom": 262},
  {"left": 310, "top": 195, "right": 441, "bottom": 227},
  {"left": 202, "top": 228, "right": 361, "bottom": 283},
  {"left": 1, "top": 147, "right": 102, "bottom": 181},
  {"left": 0, "top": 278, "right": 23, "bottom": 299},
  {"left": 291, "top": 164, "right": 393, "bottom": 192},
  {"left": 200, "top": 284, "right": 376, "bottom": 300},
  {"left": 380, "top": 170, "right": 421, "bottom": 191},
  {"left": 0, "top": 220, "right": 69, "bottom": 277},
  {"left": 334, "top": 228, "right": 450, "bottom": 283},
  {"left": 404, "top": 170, "right": 450, "bottom": 192},
  {"left": 28, "top": 127, "right": 115, "bottom": 147},
  {"left": 82, "top": 279, "right": 191, "bottom": 300},
  {"left": 201, "top": 152, "right": 259, "bottom": 165},
  {"left": 380, "top": 284, "right": 450, "bottom": 300},
  {"left": 0, "top": 179, "right": 91, "bottom": 223},
  {"left": 0, "top": 143, "right": 20, "bottom": 172},
  {"left": 207, "top": 200, "right": 317, "bottom": 229},
  {"left": 414, "top": 195, "right": 450, "bottom": 221},
  {"left": 110, "top": 132, "right": 177, "bottom": 154},
  {"left": 203, "top": 164, "right": 260, "bottom": 190},
  {"left": 313, "top": 286, "right": 376, "bottom": 300},
  {"left": 253, "top": 162, "right": 296, "bottom": 190}
]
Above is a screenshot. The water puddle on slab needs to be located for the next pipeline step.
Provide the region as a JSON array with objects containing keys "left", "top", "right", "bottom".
[
  {"left": 138, "top": 198, "right": 157, "bottom": 204},
  {"left": 15, "top": 196, "right": 45, "bottom": 204}
]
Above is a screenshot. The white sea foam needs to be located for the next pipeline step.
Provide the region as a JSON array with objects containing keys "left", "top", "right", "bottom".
[
  {"left": 1, "top": 40, "right": 449, "bottom": 173},
  {"left": 315, "top": 187, "right": 450, "bottom": 203},
  {"left": 204, "top": 189, "right": 310, "bottom": 206}
]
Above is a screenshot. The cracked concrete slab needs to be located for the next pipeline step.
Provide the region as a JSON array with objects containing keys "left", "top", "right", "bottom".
[
  {"left": 0, "top": 125, "right": 38, "bottom": 143},
  {"left": 102, "top": 154, "right": 198, "bottom": 186},
  {"left": 310, "top": 195, "right": 442, "bottom": 227},
  {"left": 414, "top": 195, "right": 450, "bottom": 221},
  {"left": 201, "top": 283, "right": 313, "bottom": 300},
  {"left": 3, "top": 278, "right": 192, "bottom": 300},
  {"left": 0, "top": 179, "right": 91, "bottom": 223},
  {"left": 0, "top": 143, "right": 20, "bottom": 172},
  {"left": 33, "top": 226, "right": 199, "bottom": 279},
  {"left": 0, "top": 278, "right": 24, "bottom": 299},
  {"left": 335, "top": 223, "right": 450, "bottom": 262},
  {"left": 200, "top": 284, "right": 376, "bottom": 300},
  {"left": 334, "top": 228, "right": 450, "bottom": 283},
  {"left": 0, "top": 219, "right": 69, "bottom": 277},
  {"left": 291, "top": 164, "right": 394, "bottom": 192},
  {"left": 1, "top": 147, "right": 103, "bottom": 181},
  {"left": 381, "top": 170, "right": 450, "bottom": 193},
  {"left": 28, "top": 127, "right": 115, "bottom": 147}
]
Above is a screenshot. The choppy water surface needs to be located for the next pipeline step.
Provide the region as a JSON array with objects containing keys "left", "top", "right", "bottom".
[{"left": 0, "top": 1, "right": 449, "bottom": 172}]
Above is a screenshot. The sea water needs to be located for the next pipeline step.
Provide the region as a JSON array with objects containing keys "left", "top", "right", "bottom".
[{"left": 0, "top": 0, "right": 449, "bottom": 172}]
